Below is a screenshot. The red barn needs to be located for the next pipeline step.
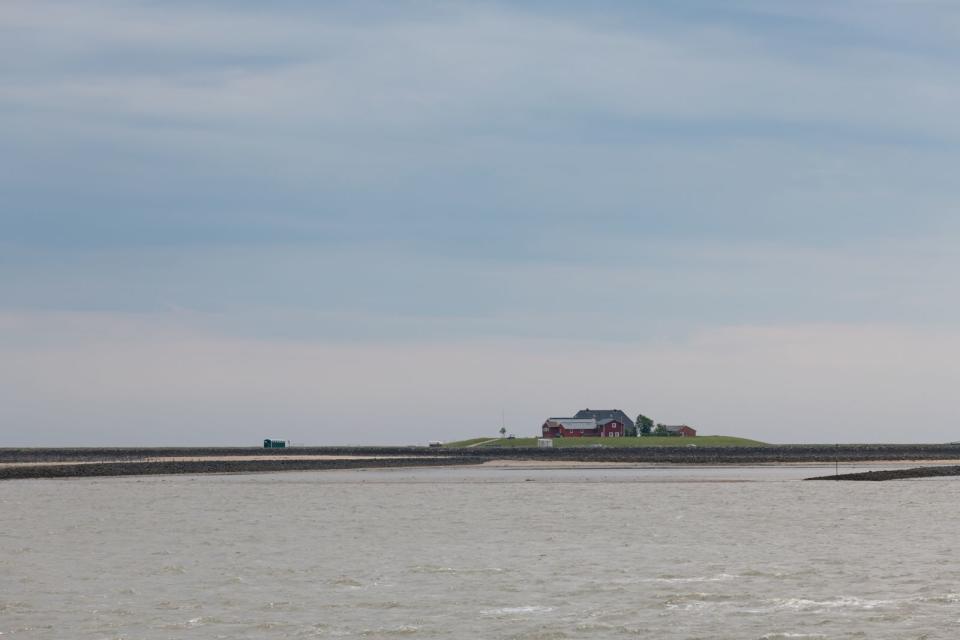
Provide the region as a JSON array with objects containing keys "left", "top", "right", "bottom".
[
  {"left": 664, "top": 425, "right": 697, "bottom": 437},
  {"left": 542, "top": 417, "right": 624, "bottom": 438}
]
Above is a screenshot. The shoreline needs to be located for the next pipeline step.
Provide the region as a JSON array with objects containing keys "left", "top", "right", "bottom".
[
  {"left": 3, "top": 453, "right": 960, "bottom": 481},
  {"left": 0, "top": 456, "right": 482, "bottom": 481},
  {"left": 4, "top": 444, "right": 960, "bottom": 481},
  {"left": 479, "top": 458, "right": 960, "bottom": 468},
  {"left": 6, "top": 443, "right": 960, "bottom": 464},
  {"left": 806, "top": 464, "right": 960, "bottom": 481}
]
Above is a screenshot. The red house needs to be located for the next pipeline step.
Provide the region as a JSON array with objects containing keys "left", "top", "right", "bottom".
[{"left": 542, "top": 417, "right": 624, "bottom": 438}]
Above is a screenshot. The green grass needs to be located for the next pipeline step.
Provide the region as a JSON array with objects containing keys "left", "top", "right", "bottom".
[
  {"left": 444, "top": 435, "right": 767, "bottom": 448},
  {"left": 441, "top": 437, "right": 500, "bottom": 448}
]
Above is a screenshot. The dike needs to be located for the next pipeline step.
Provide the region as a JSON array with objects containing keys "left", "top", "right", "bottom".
[
  {"left": 4, "top": 444, "right": 960, "bottom": 464},
  {"left": 805, "top": 465, "right": 960, "bottom": 481},
  {"left": 0, "top": 456, "right": 484, "bottom": 481}
]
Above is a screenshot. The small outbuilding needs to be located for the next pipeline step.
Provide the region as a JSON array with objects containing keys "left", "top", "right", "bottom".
[{"left": 663, "top": 425, "right": 697, "bottom": 437}]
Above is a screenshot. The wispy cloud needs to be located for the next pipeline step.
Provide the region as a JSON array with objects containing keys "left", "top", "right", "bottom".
[{"left": 4, "top": 2, "right": 960, "bottom": 443}]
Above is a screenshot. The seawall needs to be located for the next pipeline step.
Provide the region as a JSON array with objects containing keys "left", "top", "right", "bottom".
[
  {"left": 806, "top": 465, "right": 960, "bottom": 481},
  {"left": 4, "top": 444, "right": 960, "bottom": 464},
  {"left": 0, "top": 456, "right": 484, "bottom": 481}
]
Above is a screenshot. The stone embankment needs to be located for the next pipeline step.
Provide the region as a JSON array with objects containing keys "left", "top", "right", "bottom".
[
  {"left": 5, "top": 444, "right": 960, "bottom": 464},
  {"left": 806, "top": 465, "right": 960, "bottom": 481},
  {"left": 3, "top": 444, "right": 960, "bottom": 480},
  {"left": 0, "top": 456, "right": 483, "bottom": 481}
]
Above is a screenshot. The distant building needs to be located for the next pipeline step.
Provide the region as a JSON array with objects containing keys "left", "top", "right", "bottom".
[
  {"left": 541, "top": 417, "right": 624, "bottom": 438},
  {"left": 662, "top": 425, "right": 697, "bottom": 437},
  {"left": 573, "top": 409, "right": 637, "bottom": 436}
]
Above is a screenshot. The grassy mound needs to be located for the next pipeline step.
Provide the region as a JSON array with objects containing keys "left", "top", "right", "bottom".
[
  {"left": 443, "top": 435, "right": 766, "bottom": 448},
  {"left": 441, "top": 438, "right": 499, "bottom": 448}
]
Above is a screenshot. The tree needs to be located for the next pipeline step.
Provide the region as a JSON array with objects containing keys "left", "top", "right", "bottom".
[
  {"left": 636, "top": 414, "right": 654, "bottom": 436},
  {"left": 653, "top": 423, "right": 668, "bottom": 436},
  {"left": 499, "top": 426, "right": 507, "bottom": 438}
]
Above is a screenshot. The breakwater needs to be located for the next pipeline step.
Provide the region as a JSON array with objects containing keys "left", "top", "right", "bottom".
[
  {"left": 0, "top": 456, "right": 483, "bottom": 481},
  {"left": 806, "top": 465, "right": 960, "bottom": 481},
  {"left": 4, "top": 443, "right": 960, "bottom": 464}
]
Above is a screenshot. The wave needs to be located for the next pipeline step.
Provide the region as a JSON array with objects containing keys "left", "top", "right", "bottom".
[{"left": 481, "top": 606, "right": 555, "bottom": 615}]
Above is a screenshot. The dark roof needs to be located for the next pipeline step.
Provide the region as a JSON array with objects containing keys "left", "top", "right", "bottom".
[
  {"left": 573, "top": 409, "right": 635, "bottom": 428},
  {"left": 596, "top": 418, "right": 623, "bottom": 426}
]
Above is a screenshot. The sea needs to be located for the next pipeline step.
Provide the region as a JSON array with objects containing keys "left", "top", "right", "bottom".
[{"left": 2, "top": 464, "right": 959, "bottom": 639}]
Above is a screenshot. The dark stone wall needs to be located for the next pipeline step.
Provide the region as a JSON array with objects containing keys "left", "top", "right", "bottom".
[
  {"left": 0, "top": 456, "right": 484, "bottom": 481},
  {"left": 3, "top": 443, "right": 960, "bottom": 464},
  {"left": 806, "top": 465, "right": 960, "bottom": 481}
]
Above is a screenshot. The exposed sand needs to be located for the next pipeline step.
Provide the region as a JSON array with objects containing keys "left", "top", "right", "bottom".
[
  {"left": 5, "top": 456, "right": 960, "bottom": 472},
  {"left": 479, "top": 459, "right": 960, "bottom": 469}
]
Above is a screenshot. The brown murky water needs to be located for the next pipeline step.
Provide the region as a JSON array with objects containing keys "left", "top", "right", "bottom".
[{"left": 2, "top": 465, "right": 959, "bottom": 639}]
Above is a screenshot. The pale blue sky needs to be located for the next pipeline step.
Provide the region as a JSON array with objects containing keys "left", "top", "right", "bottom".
[{"left": 3, "top": 1, "right": 960, "bottom": 445}]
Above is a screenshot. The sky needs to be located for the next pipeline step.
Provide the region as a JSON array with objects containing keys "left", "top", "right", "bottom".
[{"left": 3, "top": 0, "right": 960, "bottom": 445}]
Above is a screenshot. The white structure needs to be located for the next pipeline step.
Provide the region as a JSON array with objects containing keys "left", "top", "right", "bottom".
[{"left": 537, "top": 438, "right": 554, "bottom": 448}]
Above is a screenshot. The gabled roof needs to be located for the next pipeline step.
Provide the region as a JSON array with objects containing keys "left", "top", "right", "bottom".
[
  {"left": 545, "top": 418, "right": 597, "bottom": 430},
  {"left": 596, "top": 417, "right": 624, "bottom": 426},
  {"left": 573, "top": 409, "right": 635, "bottom": 428}
]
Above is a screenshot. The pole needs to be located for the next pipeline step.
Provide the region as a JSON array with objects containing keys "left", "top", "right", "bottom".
[{"left": 835, "top": 443, "right": 839, "bottom": 479}]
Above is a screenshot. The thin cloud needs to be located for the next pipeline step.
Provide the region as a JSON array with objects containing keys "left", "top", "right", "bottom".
[{"left": 2, "top": 312, "right": 959, "bottom": 445}]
